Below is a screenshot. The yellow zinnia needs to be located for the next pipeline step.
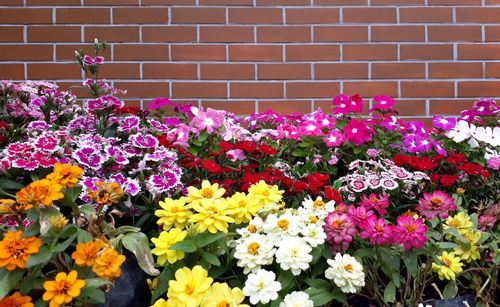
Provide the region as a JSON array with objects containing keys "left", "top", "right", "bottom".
[
  {"left": 43, "top": 270, "right": 85, "bottom": 307},
  {"left": 167, "top": 265, "right": 213, "bottom": 307},
  {"left": 432, "top": 251, "right": 463, "bottom": 280},
  {"left": 151, "top": 228, "right": 188, "bottom": 265},
  {"left": 0, "top": 230, "right": 42, "bottom": 271},
  {"left": 16, "top": 179, "right": 64, "bottom": 208},
  {"left": 227, "top": 192, "right": 263, "bottom": 224},
  {"left": 201, "top": 282, "right": 249, "bottom": 307},
  {"left": 186, "top": 180, "right": 226, "bottom": 205},
  {"left": 92, "top": 248, "right": 126, "bottom": 280},
  {"left": 46, "top": 163, "right": 83, "bottom": 188},
  {"left": 155, "top": 197, "right": 192, "bottom": 230},
  {"left": 247, "top": 180, "right": 284, "bottom": 208},
  {"left": 443, "top": 212, "right": 473, "bottom": 236},
  {"left": 151, "top": 298, "right": 181, "bottom": 307},
  {"left": 454, "top": 230, "right": 481, "bottom": 263},
  {"left": 189, "top": 198, "right": 234, "bottom": 233}
]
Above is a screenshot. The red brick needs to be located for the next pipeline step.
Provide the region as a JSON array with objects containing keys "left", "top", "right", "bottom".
[
  {"left": 142, "top": 27, "right": 197, "bottom": 43},
  {"left": 456, "top": 8, "right": 500, "bottom": 23},
  {"left": 27, "top": 0, "right": 80, "bottom": 5},
  {"left": 201, "top": 0, "right": 253, "bottom": 5},
  {"left": 372, "top": 63, "right": 425, "bottom": 79},
  {"left": 394, "top": 100, "right": 427, "bottom": 116},
  {"left": 231, "top": 83, "right": 283, "bottom": 98},
  {"left": 257, "top": 0, "right": 310, "bottom": 5},
  {"left": 286, "top": 82, "right": 340, "bottom": 98},
  {"left": 85, "top": 26, "right": 140, "bottom": 42},
  {"left": 143, "top": 63, "right": 197, "bottom": 79},
  {"left": 371, "top": 26, "right": 425, "bottom": 42},
  {"left": 0, "top": 64, "right": 25, "bottom": 80},
  {"left": 258, "top": 26, "right": 311, "bottom": 43},
  {"left": 343, "top": 8, "right": 396, "bottom": 23},
  {"left": 429, "top": 63, "right": 483, "bottom": 78},
  {"left": 98, "top": 63, "right": 141, "bottom": 79},
  {"left": 172, "top": 8, "right": 225, "bottom": 24},
  {"left": 430, "top": 99, "right": 475, "bottom": 115},
  {"left": 485, "top": 0, "right": 500, "bottom": 4},
  {"left": 371, "top": 0, "right": 423, "bottom": 4},
  {"left": 114, "top": 8, "right": 168, "bottom": 24},
  {"left": 314, "top": 0, "right": 367, "bottom": 4},
  {"left": 173, "top": 82, "right": 227, "bottom": 98},
  {"left": 201, "top": 64, "right": 255, "bottom": 80},
  {"left": 172, "top": 45, "right": 226, "bottom": 61},
  {"left": 229, "top": 8, "right": 282, "bottom": 24},
  {"left": 116, "top": 82, "right": 170, "bottom": 98},
  {"left": 314, "top": 26, "right": 368, "bottom": 42},
  {"left": 485, "top": 62, "right": 500, "bottom": 78},
  {"left": 401, "top": 82, "right": 454, "bottom": 98},
  {"left": 142, "top": 0, "right": 195, "bottom": 4},
  {"left": 458, "top": 45, "right": 500, "bottom": 60},
  {"left": 114, "top": 45, "right": 169, "bottom": 61},
  {"left": 399, "top": 7, "right": 452, "bottom": 23},
  {"left": 458, "top": 81, "right": 500, "bottom": 97},
  {"left": 1, "top": 0, "right": 23, "bottom": 5},
  {"left": 259, "top": 101, "right": 312, "bottom": 114},
  {"left": 428, "top": 26, "right": 482, "bottom": 42},
  {"left": 428, "top": 0, "right": 480, "bottom": 4},
  {"left": 200, "top": 26, "right": 254, "bottom": 43},
  {"left": 84, "top": 0, "right": 138, "bottom": 4},
  {"left": 28, "top": 26, "right": 80, "bottom": 43},
  {"left": 258, "top": 64, "right": 311, "bottom": 80},
  {"left": 201, "top": 100, "right": 255, "bottom": 115},
  {"left": 286, "top": 45, "right": 340, "bottom": 61},
  {"left": 485, "top": 26, "right": 500, "bottom": 42},
  {"left": 0, "top": 27, "right": 23, "bottom": 42},
  {"left": 401, "top": 44, "right": 453, "bottom": 60},
  {"left": 229, "top": 45, "right": 283, "bottom": 62},
  {"left": 0, "top": 45, "right": 53, "bottom": 61},
  {"left": 28, "top": 63, "right": 81, "bottom": 79},
  {"left": 0, "top": 8, "right": 52, "bottom": 24},
  {"left": 56, "top": 8, "right": 110, "bottom": 24},
  {"left": 343, "top": 45, "right": 397, "bottom": 61},
  {"left": 57, "top": 82, "right": 92, "bottom": 98},
  {"left": 315, "top": 63, "right": 368, "bottom": 79},
  {"left": 286, "top": 8, "right": 340, "bottom": 24},
  {"left": 56, "top": 44, "right": 111, "bottom": 61},
  {"left": 344, "top": 82, "right": 398, "bottom": 97}
]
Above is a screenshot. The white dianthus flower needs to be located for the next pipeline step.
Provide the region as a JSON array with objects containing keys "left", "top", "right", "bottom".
[
  {"left": 234, "top": 233, "right": 275, "bottom": 274},
  {"left": 325, "top": 253, "right": 365, "bottom": 293},
  {"left": 300, "top": 223, "right": 327, "bottom": 247},
  {"left": 279, "top": 291, "right": 314, "bottom": 307},
  {"left": 275, "top": 237, "right": 313, "bottom": 276},
  {"left": 243, "top": 269, "right": 282, "bottom": 305}
]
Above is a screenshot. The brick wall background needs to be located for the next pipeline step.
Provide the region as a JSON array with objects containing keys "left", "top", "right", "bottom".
[{"left": 1, "top": 1, "right": 500, "bottom": 117}]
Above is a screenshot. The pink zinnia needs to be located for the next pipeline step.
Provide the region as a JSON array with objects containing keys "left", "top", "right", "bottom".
[
  {"left": 359, "top": 193, "right": 389, "bottom": 214},
  {"left": 323, "top": 129, "right": 345, "bottom": 147},
  {"left": 347, "top": 206, "right": 376, "bottom": 227},
  {"left": 323, "top": 212, "right": 358, "bottom": 253},
  {"left": 393, "top": 215, "right": 427, "bottom": 251},
  {"left": 344, "top": 119, "right": 372, "bottom": 146},
  {"left": 416, "top": 190, "right": 456, "bottom": 220},
  {"left": 359, "top": 218, "right": 393, "bottom": 246}
]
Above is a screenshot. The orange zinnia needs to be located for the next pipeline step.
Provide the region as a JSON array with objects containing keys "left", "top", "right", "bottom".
[
  {"left": 71, "top": 240, "right": 105, "bottom": 267},
  {"left": 0, "top": 291, "right": 34, "bottom": 307},
  {"left": 86, "top": 181, "right": 124, "bottom": 206},
  {"left": 46, "top": 163, "right": 83, "bottom": 188},
  {"left": 43, "top": 270, "right": 85, "bottom": 307},
  {"left": 0, "top": 231, "right": 43, "bottom": 271},
  {"left": 92, "top": 248, "right": 126, "bottom": 280},
  {"left": 16, "top": 179, "right": 64, "bottom": 208}
]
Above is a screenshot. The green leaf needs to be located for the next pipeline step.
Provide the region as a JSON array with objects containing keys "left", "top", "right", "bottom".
[
  {"left": 53, "top": 233, "right": 78, "bottom": 253},
  {"left": 195, "top": 232, "right": 225, "bottom": 248},
  {"left": 383, "top": 280, "right": 396, "bottom": 303},
  {"left": 278, "top": 271, "right": 295, "bottom": 292},
  {"left": 437, "top": 242, "right": 459, "bottom": 249},
  {"left": 354, "top": 247, "right": 374, "bottom": 259},
  {"left": 292, "top": 150, "right": 306, "bottom": 157},
  {"left": 0, "top": 179, "right": 24, "bottom": 190},
  {"left": 443, "top": 281, "right": 458, "bottom": 299},
  {"left": 77, "top": 229, "right": 93, "bottom": 243},
  {"left": 304, "top": 278, "right": 331, "bottom": 289},
  {"left": 152, "top": 268, "right": 173, "bottom": 302},
  {"left": 20, "top": 275, "right": 43, "bottom": 294},
  {"left": 403, "top": 250, "right": 418, "bottom": 277},
  {"left": 23, "top": 221, "right": 41, "bottom": 237},
  {"left": 78, "top": 204, "right": 96, "bottom": 219},
  {"left": 0, "top": 269, "right": 24, "bottom": 299},
  {"left": 59, "top": 224, "right": 78, "bottom": 239},
  {"left": 122, "top": 232, "right": 160, "bottom": 276},
  {"left": 201, "top": 252, "right": 221, "bottom": 266},
  {"left": 444, "top": 228, "right": 468, "bottom": 244},
  {"left": 84, "top": 278, "right": 109, "bottom": 289},
  {"left": 169, "top": 239, "right": 197, "bottom": 253},
  {"left": 305, "top": 286, "right": 336, "bottom": 306},
  {"left": 26, "top": 246, "right": 52, "bottom": 268},
  {"left": 198, "top": 131, "right": 208, "bottom": 142},
  {"left": 80, "top": 288, "right": 105, "bottom": 304},
  {"left": 310, "top": 245, "right": 323, "bottom": 264}
]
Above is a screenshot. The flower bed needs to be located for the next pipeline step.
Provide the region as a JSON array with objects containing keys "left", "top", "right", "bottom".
[{"left": 0, "top": 41, "right": 498, "bottom": 307}]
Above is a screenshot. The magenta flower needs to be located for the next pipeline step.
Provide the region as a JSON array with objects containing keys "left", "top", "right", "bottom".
[
  {"left": 417, "top": 190, "right": 457, "bottom": 220},
  {"left": 191, "top": 107, "right": 224, "bottom": 133},
  {"left": 332, "top": 94, "right": 363, "bottom": 115},
  {"left": 130, "top": 133, "right": 159, "bottom": 149},
  {"left": 323, "top": 212, "right": 358, "bottom": 253},
  {"left": 359, "top": 193, "right": 390, "bottom": 216},
  {"left": 360, "top": 218, "right": 393, "bottom": 246},
  {"left": 478, "top": 215, "right": 497, "bottom": 231},
  {"left": 432, "top": 116, "right": 457, "bottom": 131},
  {"left": 147, "top": 97, "right": 172, "bottom": 110},
  {"left": 299, "top": 120, "right": 323, "bottom": 136},
  {"left": 323, "top": 129, "right": 345, "bottom": 147},
  {"left": 344, "top": 119, "right": 372, "bottom": 146},
  {"left": 83, "top": 55, "right": 104, "bottom": 66},
  {"left": 347, "top": 206, "right": 376, "bottom": 227},
  {"left": 486, "top": 156, "right": 500, "bottom": 170},
  {"left": 371, "top": 95, "right": 395, "bottom": 111},
  {"left": 393, "top": 215, "right": 427, "bottom": 251}
]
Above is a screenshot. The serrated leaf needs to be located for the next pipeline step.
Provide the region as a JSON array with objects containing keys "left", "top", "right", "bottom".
[
  {"left": 195, "top": 232, "right": 225, "bottom": 248},
  {"left": 0, "top": 269, "right": 24, "bottom": 299},
  {"left": 122, "top": 232, "right": 159, "bottom": 276},
  {"left": 169, "top": 239, "right": 197, "bottom": 253},
  {"left": 201, "top": 252, "right": 221, "bottom": 266},
  {"left": 26, "top": 246, "right": 52, "bottom": 268},
  {"left": 383, "top": 281, "right": 396, "bottom": 303}
]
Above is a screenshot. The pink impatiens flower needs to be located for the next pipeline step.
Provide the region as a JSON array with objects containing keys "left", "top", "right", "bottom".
[
  {"left": 323, "top": 130, "right": 345, "bottom": 147},
  {"left": 432, "top": 116, "right": 457, "bottom": 131},
  {"left": 393, "top": 215, "right": 427, "bottom": 251},
  {"left": 191, "top": 107, "right": 225, "bottom": 133},
  {"left": 371, "top": 95, "right": 395, "bottom": 111},
  {"left": 344, "top": 119, "right": 372, "bottom": 146},
  {"left": 332, "top": 94, "right": 363, "bottom": 115},
  {"left": 416, "top": 190, "right": 457, "bottom": 220}
]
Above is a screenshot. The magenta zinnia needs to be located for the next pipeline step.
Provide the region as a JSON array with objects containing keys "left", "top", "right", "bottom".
[
  {"left": 359, "top": 193, "right": 390, "bottom": 215},
  {"left": 323, "top": 212, "right": 357, "bottom": 253},
  {"left": 417, "top": 190, "right": 456, "bottom": 219},
  {"left": 393, "top": 215, "right": 427, "bottom": 251},
  {"left": 359, "top": 218, "right": 392, "bottom": 246}
]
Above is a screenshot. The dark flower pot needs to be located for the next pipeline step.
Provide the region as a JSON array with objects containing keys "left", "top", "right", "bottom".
[
  {"left": 429, "top": 294, "right": 476, "bottom": 307},
  {"left": 99, "top": 253, "right": 151, "bottom": 307}
]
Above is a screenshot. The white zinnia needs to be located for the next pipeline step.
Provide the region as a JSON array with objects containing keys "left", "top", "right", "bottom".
[
  {"left": 263, "top": 211, "right": 300, "bottom": 244},
  {"left": 234, "top": 233, "right": 275, "bottom": 274},
  {"left": 243, "top": 269, "right": 282, "bottom": 305},
  {"left": 275, "top": 237, "right": 313, "bottom": 276},
  {"left": 300, "top": 223, "right": 327, "bottom": 247},
  {"left": 302, "top": 195, "right": 335, "bottom": 214},
  {"left": 325, "top": 253, "right": 365, "bottom": 293},
  {"left": 279, "top": 291, "right": 314, "bottom": 307}
]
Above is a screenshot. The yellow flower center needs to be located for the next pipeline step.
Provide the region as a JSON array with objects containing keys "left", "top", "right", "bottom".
[
  {"left": 247, "top": 242, "right": 260, "bottom": 255},
  {"left": 262, "top": 190, "right": 270, "bottom": 197},
  {"left": 208, "top": 206, "right": 219, "bottom": 215},
  {"left": 278, "top": 219, "right": 289, "bottom": 230},
  {"left": 442, "top": 258, "right": 452, "bottom": 267},
  {"left": 7, "top": 240, "right": 26, "bottom": 258},
  {"left": 309, "top": 216, "right": 318, "bottom": 224},
  {"left": 404, "top": 224, "right": 417, "bottom": 233},
  {"left": 374, "top": 225, "right": 384, "bottom": 232},
  {"left": 430, "top": 197, "right": 442, "bottom": 207},
  {"left": 344, "top": 264, "right": 353, "bottom": 272},
  {"left": 331, "top": 219, "right": 344, "bottom": 228},
  {"left": 247, "top": 225, "right": 257, "bottom": 233},
  {"left": 238, "top": 200, "right": 246, "bottom": 207},
  {"left": 448, "top": 219, "right": 459, "bottom": 227},
  {"left": 201, "top": 187, "right": 214, "bottom": 198},
  {"left": 312, "top": 200, "right": 325, "bottom": 208},
  {"left": 216, "top": 301, "right": 230, "bottom": 307},
  {"left": 184, "top": 283, "right": 195, "bottom": 295}
]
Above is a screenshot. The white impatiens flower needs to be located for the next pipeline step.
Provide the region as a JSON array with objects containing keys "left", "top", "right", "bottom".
[
  {"left": 234, "top": 233, "right": 275, "bottom": 274},
  {"left": 473, "top": 126, "right": 500, "bottom": 147},
  {"left": 325, "top": 253, "right": 365, "bottom": 294},
  {"left": 300, "top": 223, "right": 327, "bottom": 247},
  {"left": 243, "top": 269, "right": 282, "bottom": 305},
  {"left": 263, "top": 211, "right": 300, "bottom": 243},
  {"left": 302, "top": 195, "right": 335, "bottom": 214},
  {"left": 279, "top": 291, "right": 314, "bottom": 307},
  {"left": 275, "top": 237, "right": 313, "bottom": 276},
  {"left": 446, "top": 120, "right": 479, "bottom": 148}
]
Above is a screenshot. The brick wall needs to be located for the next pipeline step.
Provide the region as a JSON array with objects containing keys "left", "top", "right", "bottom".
[{"left": 1, "top": 1, "right": 500, "bottom": 117}]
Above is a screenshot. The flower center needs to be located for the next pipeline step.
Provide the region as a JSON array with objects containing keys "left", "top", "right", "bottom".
[
  {"left": 216, "top": 301, "right": 229, "bottom": 307},
  {"left": 247, "top": 242, "right": 260, "bottom": 255},
  {"left": 184, "top": 283, "right": 195, "bottom": 295},
  {"left": 247, "top": 224, "right": 257, "bottom": 233},
  {"left": 309, "top": 216, "right": 318, "bottom": 224},
  {"left": 312, "top": 200, "right": 325, "bottom": 208},
  {"left": 7, "top": 240, "right": 26, "bottom": 258},
  {"left": 374, "top": 225, "right": 384, "bottom": 232},
  {"left": 404, "top": 224, "right": 417, "bottom": 233},
  {"left": 238, "top": 200, "right": 246, "bottom": 207},
  {"left": 443, "top": 258, "right": 452, "bottom": 267},
  {"left": 332, "top": 219, "right": 344, "bottom": 228},
  {"left": 201, "top": 188, "right": 214, "bottom": 198},
  {"left": 278, "top": 219, "right": 289, "bottom": 230},
  {"left": 430, "top": 197, "right": 442, "bottom": 207},
  {"left": 343, "top": 264, "right": 353, "bottom": 272}
]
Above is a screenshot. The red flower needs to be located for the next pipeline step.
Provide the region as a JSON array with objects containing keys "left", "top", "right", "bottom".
[
  {"left": 392, "top": 154, "right": 408, "bottom": 166},
  {"left": 201, "top": 159, "right": 223, "bottom": 174},
  {"left": 258, "top": 144, "right": 277, "bottom": 156},
  {"left": 446, "top": 153, "right": 466, "bottom": 165},
  {"left": 457, "top": 163, "right": 484, "bottom": 176},
  {"left": 324, "top": 187, "right": 341, "bottom": 203},
  {"left": 115, "top": 106, "right": 141, "bottom": 115},
  {"left": 430, "top": 173, "right": 440, "bottom": 183},
  {"left": 218, "top": 141, "right": 233, "bottom": 151},
  {"left": 0, "top": 120, "right": 8, "bottom": 129},
  {"left": 440, "top": 174, "right": 459, "bottom": 187},
  {"left": 237, "top": 141, "right": 257, "bottom": 153}
]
